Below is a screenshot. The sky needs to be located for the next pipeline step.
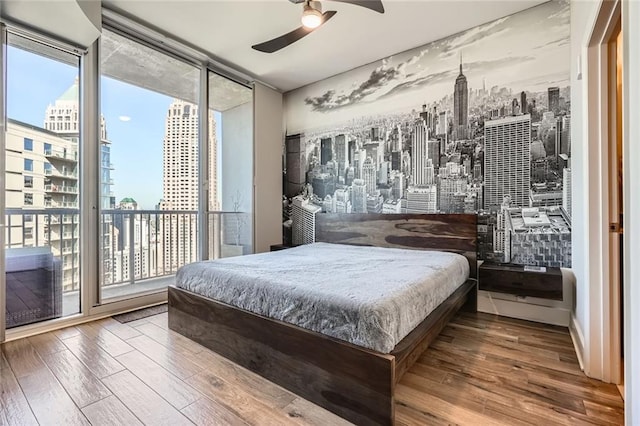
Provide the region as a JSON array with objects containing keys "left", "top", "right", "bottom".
[
  {"left": 7, "top": 43, "right": 222, "bottom": 210},
  {"left": 285, "top": 0, "right": 571, "bottom": 134}
]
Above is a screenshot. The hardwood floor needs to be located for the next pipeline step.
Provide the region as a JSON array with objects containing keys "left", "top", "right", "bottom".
[{"left": 0, "top": 311, "right": 624, "bottom": 425}]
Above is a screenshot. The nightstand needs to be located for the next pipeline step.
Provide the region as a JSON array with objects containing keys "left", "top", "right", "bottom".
[{"left": 479, "top": 262, "right": 563, "bottom": 300}]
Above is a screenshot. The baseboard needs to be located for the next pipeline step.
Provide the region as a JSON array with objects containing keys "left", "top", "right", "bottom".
[{"left": 569, "top": 312, "right": 586, "bottom": 371}]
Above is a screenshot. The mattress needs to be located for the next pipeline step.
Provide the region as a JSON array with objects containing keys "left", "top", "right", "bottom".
[{"left": 175, "top": 242, "right": 470, "bottom": 353}]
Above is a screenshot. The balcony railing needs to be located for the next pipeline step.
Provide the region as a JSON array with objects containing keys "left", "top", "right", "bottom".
[
  {"left": 45, "top": 184, "right": 78, "bottom": 194},
  {"left": 44, "top": 148, "right": 78, "bottom": 162},
  {"left": 44, "top": 168, "right": 78, "bottom": 179},
  {"left": 5, "top": 208, "right": 252, "bottom": 294}
]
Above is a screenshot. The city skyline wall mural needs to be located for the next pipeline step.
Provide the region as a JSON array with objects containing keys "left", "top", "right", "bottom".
[{"left": 282, "top": 0, "right": 571, "bottom": 267}]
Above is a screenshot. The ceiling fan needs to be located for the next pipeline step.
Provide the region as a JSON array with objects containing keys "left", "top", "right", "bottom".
[{"left": 252, "top": 0, "right": 385, "bottom": 53}]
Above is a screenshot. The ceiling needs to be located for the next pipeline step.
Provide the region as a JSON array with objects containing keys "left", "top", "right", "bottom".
[{"left": 102, "top": 0, "right": 548, "bottom": 93}]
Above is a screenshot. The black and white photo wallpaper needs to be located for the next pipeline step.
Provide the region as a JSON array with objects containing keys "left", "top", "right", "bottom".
[{"left": 283, "top": 0, "right": 571, "bottom": 267}]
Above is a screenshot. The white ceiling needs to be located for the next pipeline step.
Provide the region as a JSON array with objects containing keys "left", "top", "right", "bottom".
[{"left": 102, "top": 0, "right": 548, "bottom": 93}]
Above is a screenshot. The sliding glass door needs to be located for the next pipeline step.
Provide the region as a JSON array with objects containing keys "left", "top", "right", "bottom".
[
  {"left": 207, "top": 72, "right": 253, "bottom": 259},
  {"left": 99, "top": 28, "right": 201, "bottom": 301},
  {"left": 0, "top": 19, "right": 255, "bottom": 337},
  {"left": 3, "top": 33, "right": 81, "bottom": 328}
]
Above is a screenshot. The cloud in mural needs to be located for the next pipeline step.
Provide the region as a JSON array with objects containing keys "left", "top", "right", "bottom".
[
  {"left": 304, "top": 49, "right": 429, "bottom": 112},
  {"left": 533, "top": 37, "right": 569, "bottom": 50},
  {"left": 438, "top": 17, "right": 510, "bottom": 59},
  {"left": 379, "top": 55, "right": 536, "bottom": 100}
]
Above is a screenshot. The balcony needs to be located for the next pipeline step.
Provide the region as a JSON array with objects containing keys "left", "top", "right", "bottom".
[
  {"left": 45, "top": 184, "right": 78, "bottom": 194},
  {"left": 45, "top": 200, "right": 78, "bottom": 208},
  {"left": 5, "top": 208, "right": 251, "bottom": 312},
  {"left": 45, "top": 168, "right": 78, "bottom": 180},
  {"left": 45, "top": 148, "right": 78, "bottom": 163}
]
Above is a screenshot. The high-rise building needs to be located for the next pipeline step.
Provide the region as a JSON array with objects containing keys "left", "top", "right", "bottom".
[
  {"left": 334, "top": 134, "right": 348, "bottom": 178},
  {"left": 362, "top": 156, "right": 377, "bottom": 196},
  {"left": 389, "top": 170, "right": 405, "bottom": 200},
  {"left": 548, "top": 87, "right": 560, "bottom": 114},
  {"left": 161, "top": 99, "right": 216, "bottom": 268},
  {"left": 437, "top": 111, "right": 448, "bottom": 136},
  {"left": 405, "top": 185, "right": 437, "bottom": 213},
  {"left": 411, "top": 120, "right": 428, "bottom": 185},
  {"left": 425, "top": 159, "right": 435, "bottom": 185},
  {"left": 453, "top": 57, "right": 469, "bottom": 140},
  {"left": 334, "top": 188, "right": 351, "bottom": 214},
  {"left": 561, "top": 115, "right": 571, "bottom": 154},
  {"left": 112, "top": 198, "right": 159, "bottom": 282},
  {"left": 351, "top": 179, "right": 367, "bottom": 213},
  {"left": 6, "top": 78, "right": 116, "bottom": 290},
  {"left": 291, "top": 195, "right": 321, "bottom": 245},
  {"left": 439, "top": 174, "right": 468, "bottom": 213},
  {"left": 320, "top": 137, "right": 332, "bottom": 165},
  {"left": 427, "top": 140, "right": 440, "bottom": 169},
  {"left": 348, "top": 140, "right": 356, "bottom": 164},
  {"left": 520, "top": 91, "right": 527, "bottom": 115},
  {"left": 484, "top": 114, "right": 532, "bottom": 208},
  {"left": 563, "top": 168, "right": 572, "bottom": 217}
]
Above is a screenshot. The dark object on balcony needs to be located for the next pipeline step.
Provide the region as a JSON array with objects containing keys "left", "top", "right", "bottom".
[{"left": 5, "top": 247, "right": 62, "bottom": 328}]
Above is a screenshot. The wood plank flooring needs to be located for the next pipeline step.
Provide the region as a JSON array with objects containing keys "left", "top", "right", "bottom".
[{"left": 0, "top": 311, "right": 624, "bottom": 425}]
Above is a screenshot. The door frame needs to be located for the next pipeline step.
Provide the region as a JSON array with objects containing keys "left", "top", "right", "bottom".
[
  {"left": 584, "top": 0, "right": 623, "bottom": 383},
  {"left": 0, "top": 23, "right": 7, "bottom": 343}
]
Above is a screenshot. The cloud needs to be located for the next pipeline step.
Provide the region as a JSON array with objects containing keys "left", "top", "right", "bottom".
[
  {"left": 533, "top": 36, "right": 569, "bottom": 50},
  {"left": 304, "top": 49, "right": 430, "bottom": 113},
  {"left": 119, "top": 115, "right": 131, "bottom": 122},
  {"left": 380, "top": 56, "right": 537, "bottom": 100},
  {"left": 438, "top": 16, "right": 510, "bottom": 57},
  {"left": 547, "top": 1, "right": 570, "bottom": 24},
  {"left": 305, "top": 60, "right": 404, "bottom": 112}
]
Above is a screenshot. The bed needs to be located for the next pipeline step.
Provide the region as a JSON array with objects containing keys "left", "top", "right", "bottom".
[{"left": 168, "top": 213, "right": 477, "bottom": 425}]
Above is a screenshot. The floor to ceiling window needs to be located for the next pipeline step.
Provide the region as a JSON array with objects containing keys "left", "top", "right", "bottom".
[
  {"left": 99, "top": 27, "right": 201, "bottom": 301},
  {"left": 207, "top": 72, "right": 254, "bottom": 259},
  {"left": 4, "top": 33, "right": 81, "bottom": 328},
  {"left": 1, "top": 15, "right": 255, "bottom": 337}
]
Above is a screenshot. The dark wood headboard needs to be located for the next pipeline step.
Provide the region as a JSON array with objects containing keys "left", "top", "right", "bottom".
[{"left": 316, "top": 213, "right": 477, "bottom": 280}]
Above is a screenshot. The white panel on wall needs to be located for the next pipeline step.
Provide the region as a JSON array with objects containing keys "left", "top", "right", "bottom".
[
  {"left": 253, "top": 82, "right": 284, "bottom": 253},
  {"left": 221, "top": 102, "right": 253, "bottom": 252}
]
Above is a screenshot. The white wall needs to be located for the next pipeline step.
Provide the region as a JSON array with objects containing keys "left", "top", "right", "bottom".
[
  {"left": 622, "top": 0, "right": 639, "bottom": 421},
  {"left": 253, "top": 83, "right": 284, "bottom": 253},
  {"left": 221, "top": 101, "right": 254, "bottom": 248},
  {"left": 569, "top": 0, "right": 601, "bottom": 374},
  {"left": 571, "top": 0, "right": 639, "bottom": 420}
]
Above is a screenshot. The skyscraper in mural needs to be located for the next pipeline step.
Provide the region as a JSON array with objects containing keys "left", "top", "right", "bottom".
[
  {"left": 453, "top": 56, "right": 469, "bottom": 140},
  {"left": 411, "top": 120, "right": 429, "bottom": 185},
  {"left": 548, "top": 87, "right": 560, "bottom": 114},
  {"left": 484, "top": 115, "right": 532, "bottom": 208}
]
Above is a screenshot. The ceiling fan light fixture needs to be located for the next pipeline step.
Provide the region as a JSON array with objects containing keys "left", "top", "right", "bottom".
[{"left": 301, "top": 2, "right": 323, "bottom": 29}]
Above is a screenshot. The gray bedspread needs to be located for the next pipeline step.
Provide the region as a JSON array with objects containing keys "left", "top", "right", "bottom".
[{"left": 175, "top": 242, "right": 469, "bottom": 353}]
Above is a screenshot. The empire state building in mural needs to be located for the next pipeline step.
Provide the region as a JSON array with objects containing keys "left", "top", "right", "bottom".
[
  {"left": 283, "top": 0, "right": 572, "bottom": 268},
  {"left": 453, "top": 57, "right": 468, "bottom": 141}
]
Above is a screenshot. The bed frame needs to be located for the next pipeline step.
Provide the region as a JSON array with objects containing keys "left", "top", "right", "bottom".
[{"left": 168, "top": 213, "right": 477, "bottom": 425}]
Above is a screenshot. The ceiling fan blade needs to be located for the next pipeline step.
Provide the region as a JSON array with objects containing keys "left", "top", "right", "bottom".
[
  {"left": 330, "top": 0, "right": 384, "bottom": 13},
  {"left": 252, "top": 11, "right": 337, "bottom": 53}
]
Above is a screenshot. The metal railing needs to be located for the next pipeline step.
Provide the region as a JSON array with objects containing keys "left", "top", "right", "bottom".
[
  {"left": 5, "top": 208, "right": 252, "bottom": 293},
  {"left": 44, "top": 148, "right": 78, "bottom": 162}
]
